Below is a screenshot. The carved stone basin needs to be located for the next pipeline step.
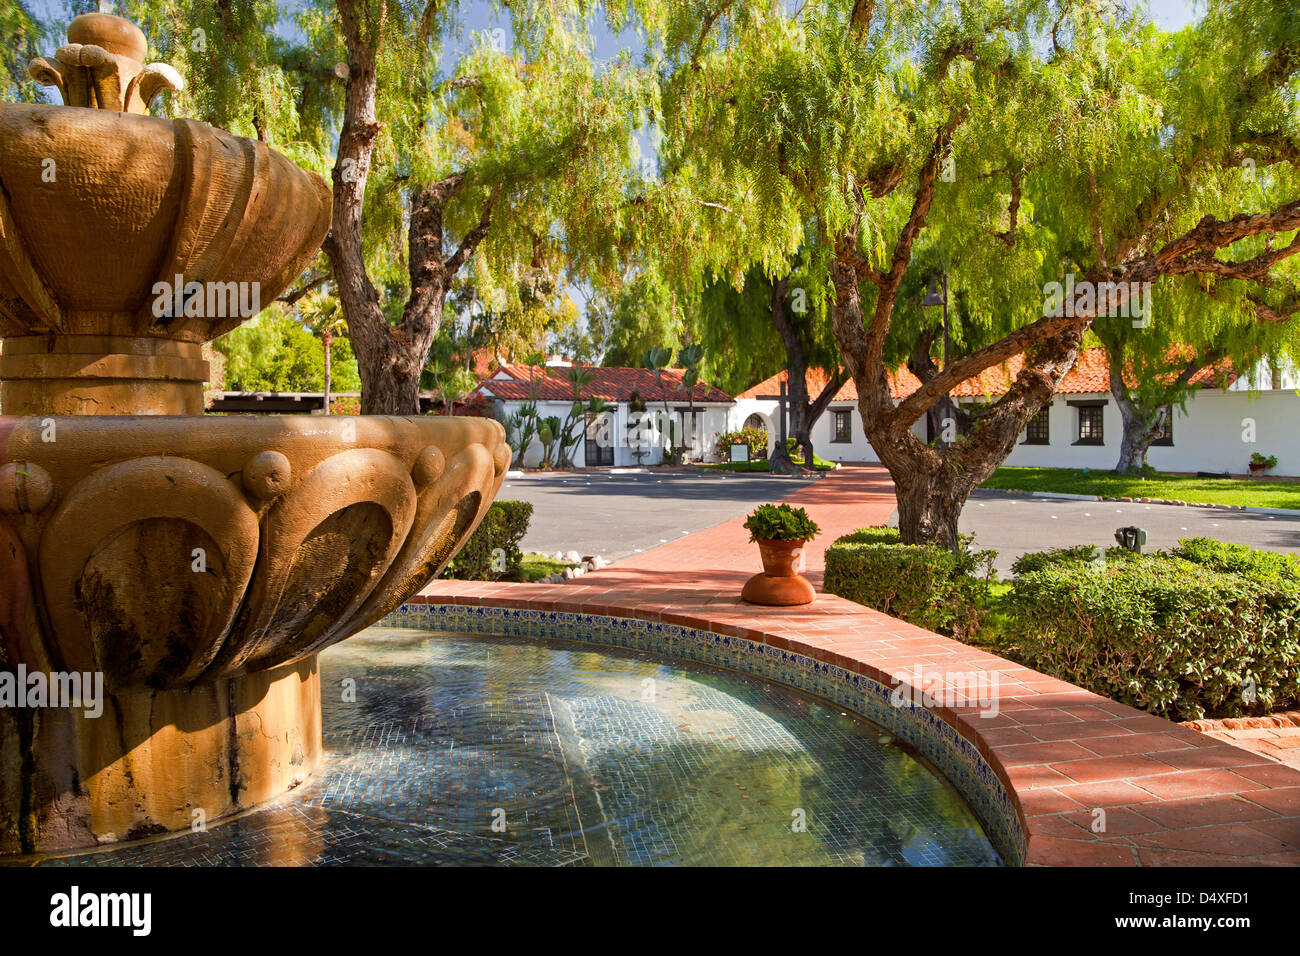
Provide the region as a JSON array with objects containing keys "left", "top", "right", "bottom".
[
  {"left": 0, "top": 415, "right": 508, "bottom": 852},
  {"left": 0, "top": 15, "right": 509, "bottom": 855}
]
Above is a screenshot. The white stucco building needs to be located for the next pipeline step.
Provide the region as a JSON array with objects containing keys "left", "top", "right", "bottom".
[
  {"left": 473, "top": 361, "right": 735, "bottom": 467},
  {"left": 731, "top": 349, "right": 1300, "bottom": 476}
]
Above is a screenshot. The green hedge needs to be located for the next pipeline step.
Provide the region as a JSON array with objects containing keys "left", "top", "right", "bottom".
[
  {"left": 1172, "top": 536, "right": 1300, "bottom": 586},
  {"left": 1005, "top": 552, "right": 1300, "bottom": 721},
  {"left": 441, "top": 500, "right": 534, "bottom": 581},
  {"left": 1010, "top": 544, "right": 1101, "bottom": 576},
  {"left": 823, "top": 526, "right": 986, "bottom": 639}
]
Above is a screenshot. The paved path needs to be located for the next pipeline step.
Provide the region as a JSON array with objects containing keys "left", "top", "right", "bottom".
[
  {"left": 600, "top": 464, "right": 896, "bottom": 587},
  {"left": 504, "top": 465, "right": 1300, "bottom": 577},
  {"left": 497, "top": 469, "right": 819, "bottom": 562}
]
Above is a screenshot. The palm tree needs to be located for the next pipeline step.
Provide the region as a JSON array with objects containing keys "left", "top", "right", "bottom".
[{"left": 300, "top": 291, "right": 347, "bottom": 414}]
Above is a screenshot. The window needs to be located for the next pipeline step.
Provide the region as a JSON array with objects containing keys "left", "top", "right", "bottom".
[
  {"left": 743, "top": 413, "right": 766, "bottom": 430},
  {"left": 832, "top": 409, "right": 852, "bottom": 443},
  {"left": 1151, "top": 404, "right": 1173, "bottom": 446},
  {"left": 1022, "top": 406, "right": 1050, "bottom": 445},
  {"left": 1074, "top": 405, "right": 1104, "bottom": 445}
]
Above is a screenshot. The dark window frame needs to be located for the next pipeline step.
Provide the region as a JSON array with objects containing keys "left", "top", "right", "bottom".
[
  {"left": 831, "top": 409, "right": 852, "bottom": 443},
  {"left": 1022, "top": 405, "right": 1051, "bottom": 445},
  {"left": 1073, "top": 403, "right": 1105, "bottom": 446}
]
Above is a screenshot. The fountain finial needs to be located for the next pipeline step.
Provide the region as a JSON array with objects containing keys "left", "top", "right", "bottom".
[{"left": 27, "top": 12, "right": 183, "bottom": 114}]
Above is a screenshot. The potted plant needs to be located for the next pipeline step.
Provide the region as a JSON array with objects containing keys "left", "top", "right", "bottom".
[
  {"left": 1249, "top": 452, "right": 1278, "bottom": 475},
  {"left": 740, "top": 503, "right": 821, "bottom": 606}
]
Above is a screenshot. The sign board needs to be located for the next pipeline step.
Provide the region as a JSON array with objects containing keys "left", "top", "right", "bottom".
[{"left": 730, "top": 443, "right": 750, "bottom": 463}]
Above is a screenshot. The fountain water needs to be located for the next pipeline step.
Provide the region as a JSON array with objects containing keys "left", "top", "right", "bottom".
[{"left": 0, "top": 13, "right": 508, "bottom": 854}]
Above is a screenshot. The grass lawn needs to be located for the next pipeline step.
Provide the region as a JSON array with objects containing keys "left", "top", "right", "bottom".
[
  {"left": 698, "top": 456, "right": 838, "bottom": 473},
  {"left": 982, "top": 466, "right": 1300, "bottom": 510},
  {"left": 518, "top": 553, "right": 576, "bottom": 582}
]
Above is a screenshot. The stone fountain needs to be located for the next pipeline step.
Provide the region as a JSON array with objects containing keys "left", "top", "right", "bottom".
[{"left": 0, "top": 14, "right": 508, "bottom": 854}]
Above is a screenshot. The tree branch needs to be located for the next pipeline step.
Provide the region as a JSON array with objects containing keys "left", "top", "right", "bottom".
[{"left": 445, "top": 185, "right": 501, "bottom": 277}]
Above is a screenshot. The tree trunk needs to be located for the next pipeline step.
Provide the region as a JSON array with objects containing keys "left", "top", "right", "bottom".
[
  {"left": 767, "top": 277, "right": 845, "bottom": 470},
  {"left": 860, "top": 330, "right": 1085, "bottom": 551},
  {"left": 891, "top": 460, "right": 973, "bottom": 550},
  {"left": 323, "top": 0, "right": 495, "bottom": 417},
  {"left": 322, "top": 329, "right": 333, "bottom": 414},
  {"left": 1112, "top": 391, "right": 1156, "bottom": 473}
]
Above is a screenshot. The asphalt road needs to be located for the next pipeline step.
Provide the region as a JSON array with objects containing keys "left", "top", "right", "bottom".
[
  {"left": 495, "top": 468, "right": 1300, "bottom": 574},
  {"left": 498, "top": 469, "right": 817, "bottom": 562},
  {"left": 960, "top": 490, "right": 1300, "bottom": 574}
]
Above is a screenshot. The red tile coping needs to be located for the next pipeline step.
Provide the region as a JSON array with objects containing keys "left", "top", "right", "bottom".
[{"left": 415, "top": 576, "right": 1300, "bottom": 866}]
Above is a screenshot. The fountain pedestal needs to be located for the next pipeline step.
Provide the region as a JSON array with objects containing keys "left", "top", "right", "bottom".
[{"left": 0, "top": 14, "right": 508, "bottom": 855}]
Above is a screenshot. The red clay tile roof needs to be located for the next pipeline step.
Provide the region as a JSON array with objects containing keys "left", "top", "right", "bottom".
[
  {"left": 475, "top": 364, "right": 733, "bottom": 404},
  {"left": 735, "top": 347, "right": 1238, "bottom": 403},
  {"left": 467, "top": 349, "right": 501, "bottom": 378}
]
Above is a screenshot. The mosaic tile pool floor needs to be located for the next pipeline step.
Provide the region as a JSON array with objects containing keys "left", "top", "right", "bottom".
[{"left": 43, "top": 628, "right": 1000, "bottom": 867}]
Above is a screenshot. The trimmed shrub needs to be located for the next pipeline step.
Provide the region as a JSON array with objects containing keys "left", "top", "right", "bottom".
[
  {"left": 1010, "top": 544, "right": 1100, "bottom": 576},
  {"left": 1172, "top": 536, "right": 1300, "bottom": 586},
  {"left": 1005, "top": 554, "right": 1300, "bottom": 721},
  {"left": 441, "top": 500, "right": 534, "bottom": 581},
  {"left": 824, "top": 527, "right": 985, "bottom": 638}
]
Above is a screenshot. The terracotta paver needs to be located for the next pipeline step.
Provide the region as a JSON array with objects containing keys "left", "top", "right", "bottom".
[{"left": 417, "top": 465, "right": 1300, "bottom": 865}]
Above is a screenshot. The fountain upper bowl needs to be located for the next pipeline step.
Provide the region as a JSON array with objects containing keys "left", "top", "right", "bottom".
[{"left": 0, "top": 103, "right": 332, "bottom": 343}]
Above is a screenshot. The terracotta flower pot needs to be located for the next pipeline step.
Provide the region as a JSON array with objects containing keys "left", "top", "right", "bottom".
[{"left": 742, "top": 538, "right": 816, "bottom": 606}]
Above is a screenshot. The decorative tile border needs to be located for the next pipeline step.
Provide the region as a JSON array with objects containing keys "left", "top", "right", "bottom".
[{"left": 382, "top": 601, "right": 1027, "bottom": 865}]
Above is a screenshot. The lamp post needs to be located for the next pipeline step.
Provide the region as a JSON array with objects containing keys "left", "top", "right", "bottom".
[{"left": 922, "top": 266, "right": 953, "bottom": 447}]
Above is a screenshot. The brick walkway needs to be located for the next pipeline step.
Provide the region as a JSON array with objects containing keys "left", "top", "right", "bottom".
[
  {"left": 420, "top": 465, "right": 1300, "bottom": 865},
  {"left": 601, "top": 462, "right": 897, "bottom": 587}
]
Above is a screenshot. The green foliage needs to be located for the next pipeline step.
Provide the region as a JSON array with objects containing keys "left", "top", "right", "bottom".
[
  {"left": 1172, "top": 536, "right": 1300, "bottom": 586},
  {"left": 742, "top": 503, "right": 820, "bottom": 542},
  {"left": 642, "top": 346, "right": 673, "bottom": 371},
  {"left": 823, "top": 528, "right": 986, "bottom": 639},
  {"left": 506, "top": 400, "right": 539, "bottom": 464},
  {"left": 714, "top": 427, "right": 769, "bottom": 460},
  {"left": 1010, "top": 545, "right": 1102, "bottom": 577},
  {"left": 1005, "top": 554, "right": 1300, "bottom": 721},
  {"left": 214, "top": 312, "right": 360, "bottom": 393},
  {"left": 441, "top": 500, "right": 533, "bottom": 582},
  {"left": 1, "top": 1, "right": 44, "bottom": 104},
  {"left": 595, "top": 275, "right": 686, "bottom": 369},
  {"left": 678, "top": 341, "right": 705, "bottom": 390},
  {"left": 1252, "top": 452, "right": 1279, "bottom": 469},
  {"left": 518, "top": 552, "right": 578, "bottom": 582},
  {"left": 537, "top": 414, "right": 562, "bottom": 467}
]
